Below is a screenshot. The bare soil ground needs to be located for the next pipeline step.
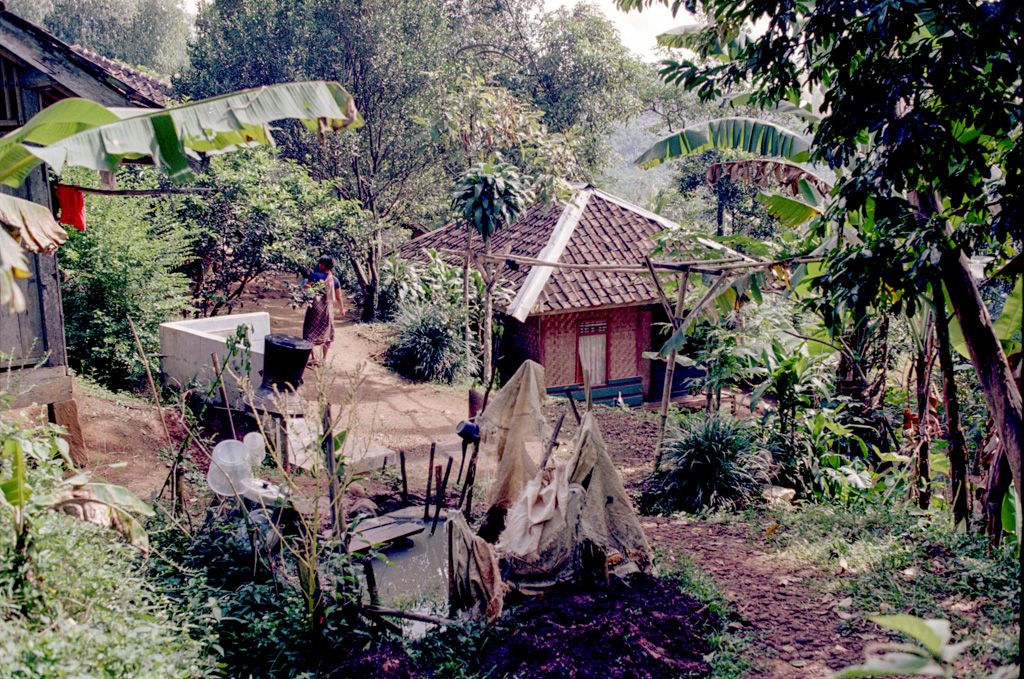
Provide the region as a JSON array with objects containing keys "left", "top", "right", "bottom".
[
  {"left": 643, "top": 519, "right": 865, "bottom": 678},
  {"left": 49, "top": 276, "right": 866, "bottom": 678}
]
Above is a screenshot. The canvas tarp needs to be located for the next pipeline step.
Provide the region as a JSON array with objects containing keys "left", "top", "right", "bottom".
[
  {"left": 476, "top": 359, "right": 550, "bottom": 510},
  {"left": 496, "top": 410, "right": 652, "bottom": 591},
  {"left": 448, "top": 513, "right": 505, "bottom": 623},
  {"left": 450, "top": 360, "right": 652, "bottom": 618}
]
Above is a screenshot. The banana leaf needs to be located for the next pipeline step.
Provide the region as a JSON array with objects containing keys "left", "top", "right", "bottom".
[
  {"left": 28, "top": 81, "right": 363, "bottom": 184},
  {"left": 0, "top": 81, "right": 361, "bottom": 311},
  {"left": 758, "top": 191, "right": 822, "bottom": 227},
  {"left": 0, "top": 98, "right": 122, "bottom": 187},
  {"left": 656, "top": 23, "right": 753, "bottom": 61},
  {"left": 635, "top": 117, "right": 812, "bottom": 169}
]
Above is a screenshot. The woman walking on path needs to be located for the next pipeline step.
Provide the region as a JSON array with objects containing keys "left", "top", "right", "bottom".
[{"left": 302, "top": 255, "right": 345, "bottom": 365}]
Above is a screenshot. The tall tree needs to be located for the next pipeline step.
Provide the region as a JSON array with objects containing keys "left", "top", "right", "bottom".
[
  {"left": 452, "top": 1, "right": 648, "bottom": 176},
  {"left": 8, "top": 0, "right": 189, "bottom": 75},
  {"left": 180, "top": 0, "right": 456, "bottom": 320}
]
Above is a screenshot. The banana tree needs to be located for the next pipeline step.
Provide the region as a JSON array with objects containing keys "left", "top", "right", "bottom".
[{"left": 0, "top": 81, "right": 363, "bottom": 311}]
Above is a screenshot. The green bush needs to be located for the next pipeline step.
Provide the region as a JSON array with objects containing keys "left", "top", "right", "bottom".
[
  {"left": 386, "top": 301, "right": 476, "bottom": 383},
  {"left": 0, "top": 416, "right": 213, "bottom": 679},
  {"left": 60, "top": 167, "right": 192, "bottom": 392},
  {"left": 649, "top": 415, "right": 769, "bottom": 513}
]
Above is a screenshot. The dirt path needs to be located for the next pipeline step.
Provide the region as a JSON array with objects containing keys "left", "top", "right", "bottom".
[
  {"left": 246, "top": 279, "right": 469, "bottom": 486},
  {"left": 642, "top": 518, "right": 865, "bottom": 678}
]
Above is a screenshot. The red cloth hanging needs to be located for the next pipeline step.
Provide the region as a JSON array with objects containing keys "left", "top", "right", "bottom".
[{"left": 55, "top": 185, "right": 86, "bottom": 231}]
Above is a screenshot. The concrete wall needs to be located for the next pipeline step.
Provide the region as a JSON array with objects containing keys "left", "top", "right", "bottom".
[{"left": 159, "top": 312, "right": 270, "bottom": 410}]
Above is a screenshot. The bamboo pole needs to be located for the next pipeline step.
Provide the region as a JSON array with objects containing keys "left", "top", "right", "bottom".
[
  {"left": 57, "top": 183, "right": 219, "bottom": 196},
  {"left": 127, "top": 315, "right": 171, "bottom": 444},
  {"left": 210, "top": 352, "right": 236, "bottom": 439},
  {"left": 434, "top": 247, "right": 819, "bottom": 275},
  {"left": 654, "top": 272, "right": 690, "bottom": 472},
  {"left": 644, "top": 254, "right": 680, "bottom": 324}
]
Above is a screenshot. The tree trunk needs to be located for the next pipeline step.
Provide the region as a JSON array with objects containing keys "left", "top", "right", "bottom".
[
  {"left": 933, "top": 283, "right": 970, "bottom": 527},
  {"left": 361, "top": 237, "right": 380, "bottom": 321},
  {"left": 715, "top": 191, "right": 725, "bottom": 238},
  {"left": 482, "top": 238, "right": 495, "bottom": 385},
  {"left": 939, "top": 250, "right": 1023, "bottom": 511},
  {"left": 913, "top": 345, "right": 932, "bottom": 510},
  {"left": 938, "top": 247, "right": 1022, "bottom": 662}
]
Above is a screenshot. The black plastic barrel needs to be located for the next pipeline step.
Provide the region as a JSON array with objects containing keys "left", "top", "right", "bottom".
[{"left": 261, "top": 334, "right": 313, "bottom": 389}]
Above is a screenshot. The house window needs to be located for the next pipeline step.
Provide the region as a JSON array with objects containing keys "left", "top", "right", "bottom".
[
  {"left": 577, "top": 319, "right": 608, "bottom": 386},
  {"left": 0, "top": 57, "right": 23, "bottom": 131}
]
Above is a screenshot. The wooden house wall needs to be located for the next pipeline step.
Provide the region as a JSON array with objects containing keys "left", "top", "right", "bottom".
[{"left": 0, "top": 55, "right": 71, "bottom": 408}]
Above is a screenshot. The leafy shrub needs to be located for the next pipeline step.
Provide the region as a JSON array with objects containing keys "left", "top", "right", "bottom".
[
  {"left": 0, "top": 416, "right": 213, "bottom": 678},
  {"left": 386, "top": 301, "right": 476, "bottom": 383},
  {"left": 648, "top": 415, "right": 769, "bottom": 513},
  {"left": 60, "top": 167, "right": 192, "bottom": 392}
]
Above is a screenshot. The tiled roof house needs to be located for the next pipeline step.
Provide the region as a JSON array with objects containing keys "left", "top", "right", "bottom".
[{"left": 396, "top": 186, "right": 679, "bottom": 405}]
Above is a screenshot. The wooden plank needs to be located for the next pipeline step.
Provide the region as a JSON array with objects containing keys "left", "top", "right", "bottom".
[
  {"left": 0, "top": 19, "right": 130, "bottom": 107},
  {"left": 348, "top": 521, "right": 424, "bottom": 554},
  {"left": 0, "top": 251, "right": 44, "bottom": 366},
  {"left": 50, "top": 398, "right": 86, "bottom": 467},
  {"left": 2, "top": 365, "right": 72, "bottom": 408},
  {"left": 20, "top": 89, "right": 67, "bottom": 370}
]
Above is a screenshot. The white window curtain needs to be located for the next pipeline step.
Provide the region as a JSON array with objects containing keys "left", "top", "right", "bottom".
[{"left": 578, "top": 332, "right": 607, "bottom": 385}]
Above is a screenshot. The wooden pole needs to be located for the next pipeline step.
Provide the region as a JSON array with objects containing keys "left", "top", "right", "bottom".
[
  {"left": 563, "top": 386, "right": 581, "bottom": 424},
  {"left": 127, "top": 315, "right": 171, "bottom": 443},
  {"left": 655, "top": 271, "right": 690, "bottom": 472},
  {"left": 322, "top": 403, "right": 340, "bottom": 537},
  {"left": 431, "top": 457, "right": 453, "bottom": 535},
  {"left": 362, "top": 558, "right": 380, "bottom": 606},
  {"left": 57, "top": 183, "right": 219, "bottom": 196},
  {"left": 457, "top": 439, "right": 469, "bottom": 484},
  {"left": 362, "top": 605, "right": 463, "bottom": 628},
  {"left": 210, "top": 352, "right": 236, "bottom": 440},
  {"left": 582, "top": 368, "right": 593, "bottom": 413},
  {"left": 458, "top": 442, "right": 480, "bottom": 510},
  {"left": 423, "top": 442, "right": 436, "bottom": 521},
  {"left": 399, "top": 450, "right": 409, "bottom": 504},
  {"left": 537, "top": 413, "right": 565, "bottom": 475},
  {"left": 644, "top": 254, "right": 679, "bottom": 324}
]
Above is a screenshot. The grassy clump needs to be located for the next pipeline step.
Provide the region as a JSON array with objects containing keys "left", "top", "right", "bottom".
[
  {"left": 386, "top": 301, "right": 477, "bottom": 384},
  {"left": 648, "top": 415, "right": 770, "bottom": 513}
]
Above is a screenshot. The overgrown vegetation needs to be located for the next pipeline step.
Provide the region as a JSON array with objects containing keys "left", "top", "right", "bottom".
[
  {"left": 386, "top": 301, "right": 476, "bottom": 384},
  {"left": 0, "top": 411, "right": 211, "bottom": 678},
  {"left": 759, "top": 505, "right": 1020, "bottom": 674}
]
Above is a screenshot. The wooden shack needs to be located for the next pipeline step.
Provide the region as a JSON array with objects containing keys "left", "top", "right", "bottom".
[{"left": 0, "top": 5, "right": 168, "bottom": 457}]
